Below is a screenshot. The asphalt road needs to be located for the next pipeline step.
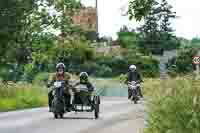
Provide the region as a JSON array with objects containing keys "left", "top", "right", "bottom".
[{"left": 0, "top": 97, "right": 145, "bottom": 133}]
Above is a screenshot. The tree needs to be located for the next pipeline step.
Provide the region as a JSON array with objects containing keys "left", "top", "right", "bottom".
[
  {"left": 0, "top": 0, "right": 83, "bottom": 64},
  {"left": 159, "top": 0, "right": 175, "bottom": 33},
  {"left": 129, "top": 0, "right": 179, "bottom": 55},
  {"left": 0, "top": 0, "right": 38, "bottom": 63},
  {"left": 46, "top": 0, "right": 82, "bottom": 38},
  {"left": 128, "top": 0, "right": 154, "bottom": 21},
  {"left": 167, "top": 48, "right": 198, "bottom": 75},
  {"left": 136, "top": 0, "right": 161, "bottom": 54},
  {"left": 117, "top": 30, "right": 137, "bottom": 48},
  {"left": 191, "top": 37, "right": 200, "bottom": 45},
  {"left": 119, "top": 25, "right": 130, "bottom": 32},
  {"left": 158, "top": 0, "right": 179, "bottom": 50}
]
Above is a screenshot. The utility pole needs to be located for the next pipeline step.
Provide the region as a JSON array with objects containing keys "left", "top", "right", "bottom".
[{"left": 96, "top": 0, "right": 98, "bottom": 39}]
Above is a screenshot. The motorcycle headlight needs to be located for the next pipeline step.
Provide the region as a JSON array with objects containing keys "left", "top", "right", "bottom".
[
  {"left": 136, "top": 84, "right": 140, "bottom": 87},
  {"left": 52, "top": 90, "right": 55, "bottom": 95}
]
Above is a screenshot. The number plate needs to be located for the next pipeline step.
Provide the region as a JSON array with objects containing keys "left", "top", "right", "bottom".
[
  {"left": 54, "top": 81, "right": 62, "bottom": 88},
  {"left": 76, "top": 106, "right": 91, "bottom": 110}
]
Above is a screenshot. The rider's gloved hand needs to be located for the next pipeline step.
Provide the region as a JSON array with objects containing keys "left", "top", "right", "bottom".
[{"left": 47, "top": 83, "right": 51, "bottom": 88}]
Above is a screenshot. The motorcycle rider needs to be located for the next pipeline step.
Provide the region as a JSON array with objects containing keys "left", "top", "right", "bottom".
[
  {"left": 125, "top": 65, "right": 143, "bottom": 99},
  {"left": 73, "top": 72, "right": 94, "bottom": 99},
  {"left": 47, "top": 63, "right": 73, "bottom": 112}
]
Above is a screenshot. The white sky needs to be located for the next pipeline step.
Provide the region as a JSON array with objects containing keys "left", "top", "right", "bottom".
[{"left": 81, "top": 0, "right": 200, "bottom": 40}]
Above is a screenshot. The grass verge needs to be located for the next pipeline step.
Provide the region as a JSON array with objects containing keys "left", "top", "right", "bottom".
[
  {"left": 0, "top": 82, "right": 47, "bottom": 112},
  {"left": 143, "top": 77, "right": 200, "bottom": 133}
]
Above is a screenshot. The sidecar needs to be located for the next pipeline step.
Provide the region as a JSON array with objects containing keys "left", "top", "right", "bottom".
[{"left": 65, "top": 84, "right": 100, "bottom": 119}]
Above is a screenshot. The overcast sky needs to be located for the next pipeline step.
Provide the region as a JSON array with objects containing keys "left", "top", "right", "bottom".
[{"left": 81, "top": 0, "right": 200, "bottom": 40}]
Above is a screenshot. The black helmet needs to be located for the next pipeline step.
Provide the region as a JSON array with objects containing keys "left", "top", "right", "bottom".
[
  {"left": 80, "top": 72, "right": 88, "bottom": 81},
  {"left": 56, "top": 63, "right": 65, "bottom": 71}
]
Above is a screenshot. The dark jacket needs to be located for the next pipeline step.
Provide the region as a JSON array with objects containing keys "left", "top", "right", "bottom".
[{"left": 125, "top": 70, "right": 143, "bottom": 84}]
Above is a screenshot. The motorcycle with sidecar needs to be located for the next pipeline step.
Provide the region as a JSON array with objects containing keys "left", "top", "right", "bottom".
[{"left": 51, "top": 80, "right": 100, "bottom": 119}]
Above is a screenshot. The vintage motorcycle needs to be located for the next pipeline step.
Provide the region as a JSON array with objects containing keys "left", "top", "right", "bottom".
[
  {"left": 51, "top": 81, "right": 100, "bottom": 119},
  {"left": 51, "top": 80, "right": 66, "bottom": 119}
]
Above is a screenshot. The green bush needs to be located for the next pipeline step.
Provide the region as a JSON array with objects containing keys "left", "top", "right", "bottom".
[
  {"left": 96, "top": 65, "right": 113, "bottom": 77},
  {"left": 95, "top": 55, "right": 113, "bottom": 67},
  {"left": 33, "top": 72, "right": 49, "bottom": 84},
  {"left": 167, "top": 48, "right": 198, "bottom": 76},
  {"left": 79, "top": 62, "right": 100, "bottom": 75},
  {"left": 125, "top": 52, "right": 160, "bottom": 77},
  {"left": 0, "top": 64, "right": 17, "bottom": 81},
  {"left": 114, "top": 74, "right": 127, "bottom": 83},
  {"left": 0, "top": 67, "right": 9, "bottom": 81},
  {"left": 117, "top": 31, "right": 137, "bottom": 48},
  {"left": 110, "top": 57, "right": 129, "bottom": 75},
  {"left": 94, "top": 51, "right": 159, "bottom": 77}
]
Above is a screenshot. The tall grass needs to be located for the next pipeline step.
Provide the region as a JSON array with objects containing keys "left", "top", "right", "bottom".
[
  {"left": 0, "top": 82, "right": 47, "bottom": 112},
  {"left": 143, "top": 77, "right": 200, "bottom": 133}
]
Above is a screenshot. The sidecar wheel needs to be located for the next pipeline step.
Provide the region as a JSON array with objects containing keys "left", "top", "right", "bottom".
[
  {"left": 59, "top": 113, "right": 64, "bottom": 119},
  {"left": 54, "top": 113, "right": 58, "bottom": 119},
  {"left": 95, "top": 104, "right": 99, "bottom": 119},
  {"left": 134, "top": 99, "right": 138, "bottom": 104},
  {"left": 97, "top": 96, "right": 100, "bottom": 104},
  {"left": 94, "top": 97, "right": 100, "bottom": 119}
]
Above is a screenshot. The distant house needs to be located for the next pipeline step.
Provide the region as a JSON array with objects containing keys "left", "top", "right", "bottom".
[
  {"left": 71, "top": 7, "right": 98, "bottom": 41},
  {"left": 111, "top": 40, "right": 120, "bottom": 46},
  {"left": 72, "top": 7, "right": 96, "bottom": 31},
  {"left": 95, "top": 44, "right": 122, "bottom": 56}
]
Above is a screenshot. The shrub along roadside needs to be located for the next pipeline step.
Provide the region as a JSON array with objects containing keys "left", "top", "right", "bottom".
[
  {"left": 167, "top": 47, "right": 198, "bottom": 77},
  {"left": 143, "top": 77, "right": 200, "bottom": 133},
  {"left": 0, "top": 83, "right": 47, "bottom": 112}
]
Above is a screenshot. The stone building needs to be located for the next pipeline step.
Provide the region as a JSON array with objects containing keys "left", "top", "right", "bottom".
[{"left": 72, "top": 7, "right": 96, "bottom": 31}]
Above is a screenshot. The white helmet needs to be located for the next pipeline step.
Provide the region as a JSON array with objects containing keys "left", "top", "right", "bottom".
[
  {"left": 56, "top": 63, "right": 66, "bottom": 69},
  {"left": 129, "top": 65, "right": 136, "bottom": 70}
]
